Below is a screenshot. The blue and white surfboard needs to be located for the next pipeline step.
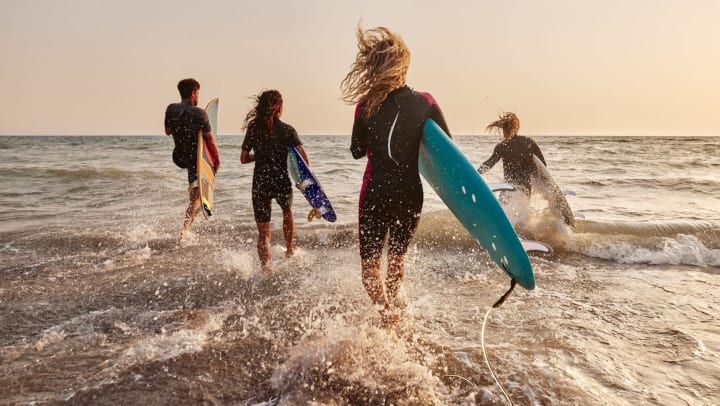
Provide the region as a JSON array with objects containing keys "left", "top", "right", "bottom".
[
  {"left": 419, "top": 119, "right": 535, "bottom": 289},
  {"left": 287, "top": 145, "right": 337, "bottom": 222}
]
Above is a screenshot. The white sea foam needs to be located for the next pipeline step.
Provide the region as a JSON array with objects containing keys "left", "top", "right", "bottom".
[
  {"left": 125, "top": 224, "right": 163, "bottom": 243},
  {"left": 118, "top": 310, "right": 226, "bottom": 366},
  {"left": 271, "top": 321, "right": 446, "bottom": 405},
  {"left": 217, "top": 248, "right": 256, "bottom": 280},
  {"left": 583, "top": 234, "right": 720, "bottom": 267},
  {"left": 34, "top": 329, "right": 67, "bottom": 351},
  {"left": 3, "top": 135, "right": 720, "bottom": 404}
]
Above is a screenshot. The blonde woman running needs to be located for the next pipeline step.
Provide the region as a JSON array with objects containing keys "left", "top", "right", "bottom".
[{"left": 342, "top": 26, "right": 451, "bottom": 328}]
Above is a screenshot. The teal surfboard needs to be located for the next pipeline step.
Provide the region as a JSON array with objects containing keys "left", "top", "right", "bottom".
[{"left": 419, "top": 119, "right": 535, "bottom": 289}]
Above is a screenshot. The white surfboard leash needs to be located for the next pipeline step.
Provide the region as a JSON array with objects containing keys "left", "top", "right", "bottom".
[{"left": 481, "top": 278, "right": 517, "bottom": 405}]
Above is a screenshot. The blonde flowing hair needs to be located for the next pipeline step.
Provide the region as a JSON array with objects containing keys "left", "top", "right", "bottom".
[
  {"left": 486, "top": 112, "right": 520, "bottom": 140},
  {"left": 341, "top": 26, "right": 410, "bottom": 119}
]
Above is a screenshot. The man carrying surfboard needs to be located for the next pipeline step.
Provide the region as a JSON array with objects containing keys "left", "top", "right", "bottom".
[
  {"left": 477, "top": 112, "right": 545, "bottom": 196},
  {"left": 240, "top": 90, "right": 309, "bottom": 272},
  {"left": 164, "top": 78, "right": 221, "bottom": 239},
  {"left": 341, "top": 26, "right": 451, "bottom": 328}
]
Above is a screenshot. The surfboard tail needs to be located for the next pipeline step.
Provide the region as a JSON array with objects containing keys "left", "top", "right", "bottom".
[
  {"left": 488, "top": 182, "right": 515, "bottom": 192},
  {"left": 201, "top": 196, "right": 213, "bottom": 217},
  {"left": 521, "top": 240, "right": 551, "bottom": 254}
]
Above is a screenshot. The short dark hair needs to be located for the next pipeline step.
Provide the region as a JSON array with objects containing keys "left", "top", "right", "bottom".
[{"left": 177, "top": 78, "right": 200, "bottom": 99}]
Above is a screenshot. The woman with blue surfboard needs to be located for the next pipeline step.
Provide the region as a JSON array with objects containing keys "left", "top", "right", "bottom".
[
  {"left": 240, "top": 90, "right": 310, "bottom": 272},
  {"left": 341, "top": 26, "right": 452, "bottom": 328}
]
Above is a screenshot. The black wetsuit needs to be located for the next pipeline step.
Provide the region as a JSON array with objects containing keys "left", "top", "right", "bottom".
[
  {"left": 164, "top": 100, "right": 211, "bottom": 185},
  {"left": 479, "top": 135, "right": 546, "bottom": 194},
  {"left": 241, "top": 119, "right": 302, "bottom": 223},
  {"left": 350, "top": 86, "right": 450, "bottom": 260}
]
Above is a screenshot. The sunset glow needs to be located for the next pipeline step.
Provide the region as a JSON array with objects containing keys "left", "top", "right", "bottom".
[{"left": 1, "top": 0, "right": 718, "bottom": 136}]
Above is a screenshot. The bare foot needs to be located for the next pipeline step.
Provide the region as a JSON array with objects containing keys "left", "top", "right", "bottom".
[
  {"left": 381, "top": 311, "right": 400, "bottom": 329},
  {"left": 390, "top": 293, "right": 407, "bottom": 310},
  {"left": 285, "top": 248, "right": 295, "bottom": 258},
  {"left": 178, "top": 229, "right": 190, "bottom": 245},
  {"left": 261, "top": 263, "right": 273, "bottom": 273}
]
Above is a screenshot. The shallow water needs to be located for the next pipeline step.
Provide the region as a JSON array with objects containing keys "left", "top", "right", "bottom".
[{"left": 1, "top": 134, "right": 719, "bottom": 404}]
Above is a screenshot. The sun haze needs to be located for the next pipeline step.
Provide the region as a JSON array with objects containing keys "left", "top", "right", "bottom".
[{"left": 1, "top": 0, "right": 718, "bottom": 136}]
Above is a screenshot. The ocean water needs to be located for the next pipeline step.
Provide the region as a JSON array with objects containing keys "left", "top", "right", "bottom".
[{"left": 1, "top": 133, "right": 719, "bottom": 405}]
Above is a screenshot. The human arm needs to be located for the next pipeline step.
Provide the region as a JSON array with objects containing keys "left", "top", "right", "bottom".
[
  {"left": 199, "top": 110, "right": 220, "bottom": 171},
  {"left": 240, "top": 126, "right": 255, "bottom": 164},
  {"left": 429, "top": 104, "right": 451, "bottom": 139},
  {"left": 350, "top": 103, "right": 367, "bottom": 159},
  {"left": 203, "top": 131, "right": 221, "bottom": 171},
  {"left": 286, "top": 125, "right": 309, "bottom": 165},
  {"left": 295, "top": 144, "right": 310, "bottom": 165},
  {"left": 418, "top": 92, "right": 451, "bottom": 139},
  {"left": 164, "top": 105, "right": 174, "bottom": 136},
  {"left": 532, "top": 139, "right": 546, "bottom": 166},
  {"left": 240, "top": 148, "right": 254, "bottom": 163},
  {"left": 478, "top": 144, "right": 502, "bottom": 174}
]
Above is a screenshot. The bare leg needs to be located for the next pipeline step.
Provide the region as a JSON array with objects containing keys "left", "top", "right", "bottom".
[
  {"left": 361, "top": 258, "right": 388, "bottom": 307},
  {"left": 256, "top": 222, "right": 271, "bottom": 272},
  {"left": 180, "top": 187, "right": 201, "bottom": 239},
  {"left": 361, "top": 257, "right": 399, "bottom": 328},
  {"left": 385, "top": 253, "right": 405, "bottom": 305},
  {"left": 282, "top": 206, "right": 295, "bottom": 257}
]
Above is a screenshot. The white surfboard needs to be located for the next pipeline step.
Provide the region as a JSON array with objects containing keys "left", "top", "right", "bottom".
[
  {"left": 197, "top": 98, "right": 218, "bottom": 219},
  {"left": 531, "top": 155, "right": 574, "bottom": 226}
]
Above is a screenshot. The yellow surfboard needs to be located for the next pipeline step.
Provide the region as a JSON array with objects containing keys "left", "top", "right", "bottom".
[{"left": 197, "top": 98, "right": 218, "bottom": 219}]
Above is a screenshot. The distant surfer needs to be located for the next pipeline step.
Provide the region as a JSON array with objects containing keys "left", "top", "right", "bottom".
[
  {"left": 477, "top": 112, "right": 545, "bottom": 196},
  {"left": 164, "top": 78, "right": 221, "bottom": 240},
  {"left": 342, "top": 26, "right": 451, "bottom": 328},
  {"left": 240, "top": 90, "right": 309, "bottom": 272}
]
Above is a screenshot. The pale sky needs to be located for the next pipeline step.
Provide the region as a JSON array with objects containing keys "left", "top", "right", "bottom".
[{"left": 1, "top": 0, "right": 718, "bottom": 136}]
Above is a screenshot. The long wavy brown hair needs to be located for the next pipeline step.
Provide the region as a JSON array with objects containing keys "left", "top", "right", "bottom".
[
  {"left": 340, "top": 26, "right": 410, "bottom": 119},
  {"left": 243, "top": 90, "right": 283, "bottom": 135},
  {"left": 486, "top": 112, "right": 520, "bottom": 140}
]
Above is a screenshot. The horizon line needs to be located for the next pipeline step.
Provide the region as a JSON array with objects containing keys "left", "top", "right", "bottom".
[{"left": 2, "top": 133, "right": 719, "bottom": 138}]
